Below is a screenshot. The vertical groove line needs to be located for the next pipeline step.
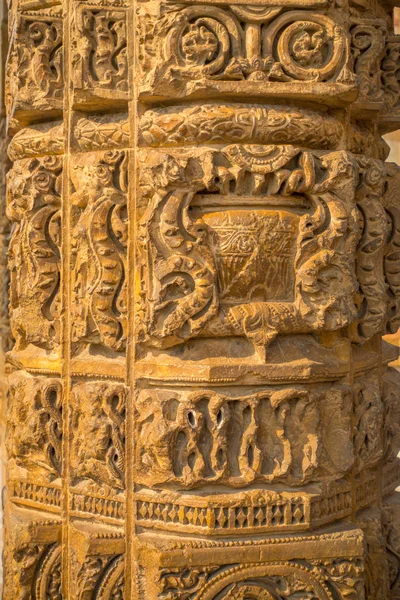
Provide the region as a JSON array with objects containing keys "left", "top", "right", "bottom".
[
  {"left": 377, "top": 333, "right": 383, "bottom": 511},
  {"left": 61, "top": 0, "right": 72, "bottom": 594},
  {"left": 126, "top": 0, "right": 137, "bottom": 596},
  {"left": 342, "top": 97, "right": 357, "bottom": 522}
]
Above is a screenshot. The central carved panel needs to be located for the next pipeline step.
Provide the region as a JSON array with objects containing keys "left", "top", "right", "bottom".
[{"left": 196, "top": 204, "right": 300, "bottom": 303}]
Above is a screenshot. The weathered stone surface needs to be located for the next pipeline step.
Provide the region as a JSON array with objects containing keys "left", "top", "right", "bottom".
[{"left": 3, "top": 0, "right": 400, "bottom": 596}]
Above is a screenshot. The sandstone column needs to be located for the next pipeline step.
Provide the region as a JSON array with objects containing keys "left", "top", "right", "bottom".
[{"left": 3, "top": 0, "right": 400, "bottom": 597}]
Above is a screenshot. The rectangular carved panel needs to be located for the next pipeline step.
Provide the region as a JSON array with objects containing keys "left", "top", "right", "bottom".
[
  {"left": 135, "top": 383, "right": 354, "bottom": 487},
  {"left": 5, "top": 9, "right": 63, "bottom": 129}
]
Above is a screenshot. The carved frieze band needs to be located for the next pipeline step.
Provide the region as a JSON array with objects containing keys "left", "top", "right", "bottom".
[{"left": 136, "top": 528, "right": 366, "bottom": 600}]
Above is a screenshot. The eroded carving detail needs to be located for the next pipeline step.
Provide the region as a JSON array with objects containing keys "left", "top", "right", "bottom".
[
  {"left": 72, "top": 4, "right": 128, "bottom": 99},
  {"left": 158, "top": 559, "right": 365, "bottom": 600},
  {"left": 136, "top": 384, "right": 353, "bottom": 487},
  {"left": 74, "top": 553, "right": 124, "bottom": 600},
  {"left": 5, "top": 10, "right": 63, "bottom": 125},
  {"left": 140, "top": 5, "right": 353, "bottom": 98},
  {"left": 7, "top": 371, "right": 62, "bottom": 483},
  {"left": 4, "top": 0, "right": 400, "bottom": 594},
  {"left": 71, "top": 381, "right": 126, "bottom": 490}
]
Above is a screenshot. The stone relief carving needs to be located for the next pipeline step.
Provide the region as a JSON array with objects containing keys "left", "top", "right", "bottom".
[
  {"left": 137, "top": 146, "right": 360, "bottom": 356},
  {"left": 71, "top": 150, "right": 128, "bottom": 354},
  {"left": 383, "top": 368, "right": 400, "bottom": 463},
  {"left": 139, "top": 103, "right": 344, "bottom": 149},
  {"left": 72, "top": 3, "right": 129, "bottom": 103},
  {"left": 5, "top": 9, "right": 63, "bottom": 127},
  {"left": 6, "top": 155, "right": 61, "bottom": 352},
  {"left": 351, "top": 22, "right": 386, "bottom": 101},
  {"left": 71, "top": 381, "right": 126, "bottom": 490},
  {"left": 136, "top": 384, "right": 353, "bottom": 487},
  {"left": 159, "top": 560, "right": 365, "bottom": 600},
  {"left": 3, "top": 507, "right": 61, "bottom": 600},
  {"left": 74, "top": 554, "right": 124, "bottom": 600},
  {"left": 3, "top": 0, "right": 400, "bottom": 595},
  {"left": 7, "top": 371, "right": 62, "bottom": 483},
  {"left": 139, "top": 4, "right": 355, "bottom": 98}
]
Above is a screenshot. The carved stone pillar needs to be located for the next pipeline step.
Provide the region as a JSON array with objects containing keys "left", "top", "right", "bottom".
[{"left": 3, "top": 0, "right": 400, "bottom": 597}]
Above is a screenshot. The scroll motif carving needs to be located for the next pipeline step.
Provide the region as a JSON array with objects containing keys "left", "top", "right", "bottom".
[
  {"left": 3, "top": 509, "right": 61, "bottom": 600},
  {"left": 159, "top": 559, "right": 365, "bottom": 600},
  {"left": 3, "top": 0, "right": 400, "bottom": 591},
  {"left": 382, "top": 36, "right": 400, "bottom": 110},
  {"left": 140, "top": 5, "right": 352, "bottom": 97},
  {"left": 7, "top": 155, "right": 61, "bottom": 351},
  {"left": 74, "top": 553, "right": 124, "bottom": 600},
  {"left": 351, "top": 23, "right": 386, "bottom": 101},
  {"left": 139, "top": 103, "right": 388, "bottom": 158},
  {"left": 351, "top": 157, "right": 389, "bottom": 341},
  {"left": 139, "top": 104, "right": 344, "bottom": 149},
  {"left": 5, "top": 542, "right": 61, "bottom": 600},
  {"left": 33, "top": 543, "right": 62, "bottom": 600},
  {"left": 71, "top": 150, "right": 128, "bottom": 353},
  {"left": 383, "top": 165, "right": 400, "bottom": 334}
]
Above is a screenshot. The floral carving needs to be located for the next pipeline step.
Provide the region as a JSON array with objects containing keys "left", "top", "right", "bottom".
[
  {"left": 3, "top": 0, "right": 400, "bottom": 593},
  {"left": 3, "top": 514, "right": 61, "bottom": 600},
  {"left": 140, "top": 5, "right": 352, "bottom": 96},
  {"left": 351, "top": 24, "right": 386, "bottom": 100},
  {"left": 159, "top": 567, "right": 220, "bottom": 600},
  {"left": 350, "top": 156, "right": 389, "bottom": 341},
  {"left": 75, "top": 554, "right": 124, "bottom": 600},
  {"left": 159, "top": 560, "right": 364, "bottom": 600},
  {"left": 381, "top": 36, "right": 400, "bottom": 109},
  {"left": 139, "top": 104, "right": 344, "bottom": 149},
  {"left": 73, "top": 113, "right": 130, "bottom": 152},
  {"left": 8, "top": 121, "right": 64, "bottom": 161},
  {"left": 381, "top": 163, "right": 400, "bottom": 333},
  {"left": 33, "top": 544, "right": 62, "bottom": 600}
]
